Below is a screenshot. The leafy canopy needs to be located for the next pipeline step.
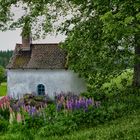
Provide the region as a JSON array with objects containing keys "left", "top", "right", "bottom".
[{"left": 0, "top": 0, "right": 140, "bottom": 91}]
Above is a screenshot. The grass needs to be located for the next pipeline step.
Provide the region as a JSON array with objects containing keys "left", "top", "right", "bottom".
[
  {"left": 0, "top": 82, "right": 7, "bottom": 96},
  {"left": 0, "top": 109, "right": 139, "bottom": 140},
  {"left": 0, "top": 90, "right": 140, "bottom": 140},
  {"left": 46, "top": 110, "right": 140, "bottom": 140}
]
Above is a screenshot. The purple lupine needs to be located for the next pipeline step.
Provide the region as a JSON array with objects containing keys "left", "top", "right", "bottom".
[
  {"left": 31, "top": 106, "right": 37, "bottom": 115},
  {"left": 86, "top": 98, "right": 93, "bottom": 106},
  {"left": 12, "top": 104, "right": 20, "bottom": 112},
  {"left": 17, "top": 100, "right": 24, "bottom": 108},
  {"left": 66, "top": 100, "right": 70, "bottom": 110},
  {"left": 55, "top": 92, "right": 100, "bottom": 112},
  {"left": 56, "top": 103, "right": 63, "bottom": 111},
  {"left": 75, "top": 100, "right": 80, "bottom": 109},
  {"left": 68, "top": 100, "right": 73, "bottom": 110},
  {"left": 28, "top": 106, "right": 37, "bottom": 116}
]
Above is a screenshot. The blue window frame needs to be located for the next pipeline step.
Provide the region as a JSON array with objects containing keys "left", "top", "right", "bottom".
[{"left": 37, "top": 84, "right": 45, "bottom": 95}]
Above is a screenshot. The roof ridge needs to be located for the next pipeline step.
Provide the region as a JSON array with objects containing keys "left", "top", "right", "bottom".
[{"left": 16, "top": 43, "right": 59, "bottom": 45}]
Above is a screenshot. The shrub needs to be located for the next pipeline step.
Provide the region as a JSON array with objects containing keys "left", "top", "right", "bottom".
[
  {"left": 38, "top": 111, "right": 78, "bottom": 137},
  {"left": 0, "top": 96, "right": 10, "bottom": 121},
  {"left": 0, "top": 118, "right": 9, "bottom": 132},
  {"left": 1, "top": 93, "right": 102, "bottom": 137},
  {"left": 0, "top": 108, "right": 10, "bottom": 121},
  {"left": 101, "top": 69, "right": 133, "bottom": 94}
]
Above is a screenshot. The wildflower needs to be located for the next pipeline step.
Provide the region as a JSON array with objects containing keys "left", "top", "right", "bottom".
[
  {"left": 9, "top": 107, "right": 15, "bottom": 124},
  {"left": 17, "top": 112, "right": 22, "bottom": 123},
  {"left": 94, "top": 101, "right": 101, "bottom": 108},
  {"left": 56, "top": 102, "right": 63, "bottom": 111}
]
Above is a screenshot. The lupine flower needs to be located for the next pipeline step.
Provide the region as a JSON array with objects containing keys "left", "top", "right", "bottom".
[
  {"left": 9, "top": 111, "right": 15, "bottom": 124},
  {"left": 56, "top": 102, "right": 63, "bottom": 111},
  {"left": 55, "top": 92, "right": 101, "bottom": 112},
  {"left": 17, "top": 112, "right": 22, "bottom": 123},
  {"left": 0, "top": 96, "right": 10, "bottom": 109}
]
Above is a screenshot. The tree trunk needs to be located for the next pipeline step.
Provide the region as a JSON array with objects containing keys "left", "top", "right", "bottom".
[{"left": 133, "top": 34, "right": 140, "bottom": 87}]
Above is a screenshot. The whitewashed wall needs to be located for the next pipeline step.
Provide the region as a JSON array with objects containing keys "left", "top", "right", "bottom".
[{"left": 7, "top": 69, "right": 86, "bottom": 99}]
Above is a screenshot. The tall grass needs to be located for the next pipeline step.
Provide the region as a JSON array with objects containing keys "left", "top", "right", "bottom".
[
  {"left": 46, "top": 110, "right": 140, "bottom": 140},
  {"left": 0, "top": 82, "right": 7, "bottom": 96},
  {"left": 1, "top": 110, "right": 139, "bottom": 140}
]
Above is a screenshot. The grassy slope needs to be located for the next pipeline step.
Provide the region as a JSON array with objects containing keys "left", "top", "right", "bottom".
[
  {"left": 1, "top": 110, "right": 139, "bottom": 140},
  {"left": 0, "top": 82, "right": 7, "bottom": 96},
  {"left": 46, "top": 110, "right": 140, "bottom": 140}
]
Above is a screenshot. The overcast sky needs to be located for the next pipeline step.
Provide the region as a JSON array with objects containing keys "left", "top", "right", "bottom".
[
  {"left": 0, "top": 29, "right": 66, "bottom": 51},
  {"left": 0, "top": 3, "right": 71, "bottom": 51}
]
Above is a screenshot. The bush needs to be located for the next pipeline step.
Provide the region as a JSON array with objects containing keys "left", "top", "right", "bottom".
[
  {"left": 1, "top": 90, "right": 139, "bottom": 138},
  {"left": 38, "top": 119, "right": 78, "bottom": 137},
  {"left": 0, "top": 66, "right": 5, "bottom": 85},
  {"left": 101, "top": 69, "right": 133, "bottom": 93},
  {"left": 0, "top": 108, "right": 10, "bottom": 121},
  {"left": 0, "top": 119, "right": 9, "bottom": 132}
]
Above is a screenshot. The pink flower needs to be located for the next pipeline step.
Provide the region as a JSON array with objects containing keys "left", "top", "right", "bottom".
[{"left": 17, "top": 112, "right": 22, "bottom": 123}]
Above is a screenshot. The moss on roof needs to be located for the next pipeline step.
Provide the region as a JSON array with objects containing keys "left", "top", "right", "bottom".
[{"left": 7, "top": 44, "right": 67, "bottom": 69}]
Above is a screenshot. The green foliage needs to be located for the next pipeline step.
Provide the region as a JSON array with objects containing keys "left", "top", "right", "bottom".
[
  {"left": 60, "top": 0, "right": 136, "bottom": 91},
  {"left": 0, "top": 108, "right": 10, "bottom": 121},
  {"left": 24, "top": 114, "right": 45, "bottom": 129},
  {"left": 1, "top": 110, "right": 140, "bottom": 140},
  {"left": 0, "top": 50, "right": 13, "bottom": 68},
  {"left": 0, "top": 0, "right": 140, "bottom": 88},
  {"left": 38, "top": 113, "right": 78, "bottom": 137},
  {"left": 38, "top": 104, "right": 77, "bottom": 137},
  {"left": 0, "top": 87, "right": 140, "bottom": 139},
  {"left": 8, "top": 122, "right": 35, "bottom": 140},
  {"left": 0, "top": 119, "right": 9, "bottom": 132},
  {"left": 0, "top": 0, "right": 53, "bottom": 38},
  {"left": 0, "top": 66, "right": 5, "bottom": 84},
  {"left": 1, "top": 90, "right": 140, "bottom": 139},
  {"left": 0, "top": 0, "right": 140, "bottom": 139},
  {"left": 101, "top": 69, "right": 133, "bottom": 93},
  {"left": 0, "top": 82, "right": 7, "bottom": 96},
  {"left": 46, "top": 110, "right": 140, "bottom": 140}
]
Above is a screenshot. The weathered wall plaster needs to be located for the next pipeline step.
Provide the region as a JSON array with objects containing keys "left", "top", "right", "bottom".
[{"left": 7, "top": 69, "right": 86, "bottom": 99}]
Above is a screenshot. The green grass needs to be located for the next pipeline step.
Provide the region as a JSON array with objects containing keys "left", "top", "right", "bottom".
[
  {"left": 0, "top": 82, "right": 7, "bottom": 96},
  {"left": 0, "top": 110, "right": 139, "bottom": 140},
  {"left": 46, "top": 110, "right": 140, "bottom": 140}
]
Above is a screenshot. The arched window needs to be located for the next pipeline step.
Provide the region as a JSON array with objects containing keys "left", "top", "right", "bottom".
[{"left": 37, "top": 84, "right": 45, "bottom": 95}]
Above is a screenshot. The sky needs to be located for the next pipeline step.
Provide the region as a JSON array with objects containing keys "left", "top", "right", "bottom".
[
  {"left": 0, "top": 29, "right": 66, "bottom": 51},
  {"left": 0, "top": 3, "right": 70, "bottom": 51}
]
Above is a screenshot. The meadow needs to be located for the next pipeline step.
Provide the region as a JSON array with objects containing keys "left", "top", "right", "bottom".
[
  {"left": 0, "top": 82, "right": 7, "bottom": 96},
  {"left": 0, "top": 70, "right": 140, "bottom": 140},
  {"left": 0, "top": 90, "right": 139, "bottom": 140},
  {"left": 1, "top": 111, "right": 140, "bottom": 140},
  {"left": 46, "top": 111, "right": 140, "bottom": 140}
]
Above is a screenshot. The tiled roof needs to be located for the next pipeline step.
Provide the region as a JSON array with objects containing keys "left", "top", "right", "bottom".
[{"left": 7, "top": 43, "right": 67, "bottom": 69}]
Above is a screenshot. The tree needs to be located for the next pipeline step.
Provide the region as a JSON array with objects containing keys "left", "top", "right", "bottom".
[
  {"left": 0, "top": 0, "right": 139, "bottom": 90},
  {"left": 0, "top": 50, "right": 13, "bottom": 68},
  {"left": 99, "top": 0, "right": 140, "bottom": 87},
  {"left": 61, "top": 0, "right": 138, "bottom": 91},
  {"left": 0, "top": 66, "right": 5, "bottom": 85},
  {"left": 0, "top": 0, "right": 70, "bottom": 38}
]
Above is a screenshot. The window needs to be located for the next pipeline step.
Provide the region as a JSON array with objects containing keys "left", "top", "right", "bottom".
[{"left": 37, "top": 84, "right": 45, "bottom": 95}]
